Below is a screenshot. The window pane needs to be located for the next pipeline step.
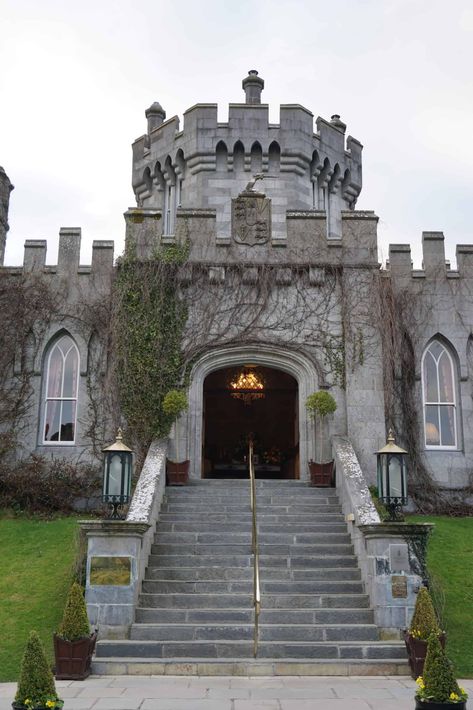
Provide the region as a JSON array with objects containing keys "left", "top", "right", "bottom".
[
  {"left": 63, "top": 347, "right": 78, "bottom": 397},
  {"left": 424, "top": 352, "right": 439, "bottom": 402},
  {"left": 60, "top": 401, "right": 76, "bottom": 441},
  {"left": 425, "top": 406, "right": 440, "bottom": 446},
  {"left": 44, "top": 400, "right": 61, "bottom": 441},
  {"left": 440, "top": 405, "right": 456, "bottom": 447},
  {"left": 438, "top": 352, "right": 454, "bottom": 402},
  {"left": 47, "top": 347, "right": 63, "bottom": 398},
  {"left": 429, "top": 341, "right": 443, "bottom": 360}
]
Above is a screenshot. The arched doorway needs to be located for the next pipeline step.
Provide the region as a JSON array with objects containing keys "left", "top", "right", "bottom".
[
  {"left": 183, "top": 344, "right": 320, "bottom": 480},
  {"left": 203, "top": 365, "right": 299, "bottom": 479}
]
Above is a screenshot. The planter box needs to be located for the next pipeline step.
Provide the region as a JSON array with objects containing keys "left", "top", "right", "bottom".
[
  {"left": 404, "top": 630, "right": 446, "bottom": 679},
  {"left": 166, "top": 459, "right": 190, "bottom": 486},
  {"left": 54, "top": 632, "right": 97, "bottom": 680},
  {"left": 308, "top": 460, "right": 334, "bottom": 487},
  {"left": 415, "top": 701, "right": 466, "bottom": 709},
  {"left": 12, "top": 703, "right": 63, "bottom": 709}
]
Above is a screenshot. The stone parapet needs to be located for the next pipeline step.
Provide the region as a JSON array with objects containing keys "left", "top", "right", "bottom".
[{"left": 81, "top": 439, "right": 167, "bottom": 639}]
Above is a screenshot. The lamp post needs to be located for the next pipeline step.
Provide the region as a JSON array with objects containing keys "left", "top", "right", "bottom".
[
  {"left": 102, "top": 428, "right": 133, "bottom": 519},
  {"left": 376, "top": 429, "right": 408, "bottom": 522}
]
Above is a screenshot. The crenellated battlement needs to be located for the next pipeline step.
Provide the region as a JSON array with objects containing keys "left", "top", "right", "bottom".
[
  {"left": 1, "top": 228, "right": 114, "bottom": 282},
  {"left": 131, "top": 71, "right": 363, "bottom": 241},
  {"left": 387, "top": 232, "right": 473, "bottom": 281}
]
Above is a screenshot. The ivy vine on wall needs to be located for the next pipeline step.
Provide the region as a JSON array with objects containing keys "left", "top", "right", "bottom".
[{"left": 112, "top": 242, "right": 189, "bottom": 459}]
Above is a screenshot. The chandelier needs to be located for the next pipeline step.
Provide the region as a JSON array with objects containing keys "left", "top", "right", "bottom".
[{"left": 229, "top": 366, "right": 265, "bottom": 405}]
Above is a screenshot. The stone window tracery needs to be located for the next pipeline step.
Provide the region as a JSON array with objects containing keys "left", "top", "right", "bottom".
[
  {"left": 422, "top": 339, "right": 458, "bottom": 449},
  {"left": 43, "top": 334, "right": 79, "bottom": 444}
]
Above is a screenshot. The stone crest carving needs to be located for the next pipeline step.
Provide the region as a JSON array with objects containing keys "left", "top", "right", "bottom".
[{"left": 232, "top": 187, "right": 271, "bottom": 246}]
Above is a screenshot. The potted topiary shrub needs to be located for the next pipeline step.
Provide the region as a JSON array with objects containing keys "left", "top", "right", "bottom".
[
  {"left": 305, "top": 390, "right": 337, "bottom": 486},
  {"left": 53, "top": 582, "right": 97, "bottom": 680},
  {"left": 415, "top": 633, "right": 468, "bottom": 709},
  {"left": 405, "top": 586, "right": 445, "bottom": 679},
  {"left": 163, "top": 388, "right": 189, "bottom": 485},
  {"left": 13, "top": 630, "right": 63, "bottom": 709}
]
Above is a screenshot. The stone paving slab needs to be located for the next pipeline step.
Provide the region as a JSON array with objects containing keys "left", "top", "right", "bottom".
[{"left": 1, "top": 675, "right": 472, "bottom": 710}]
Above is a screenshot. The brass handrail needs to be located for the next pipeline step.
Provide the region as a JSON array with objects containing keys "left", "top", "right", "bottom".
[{"left": 248, "top": 438, "right": 261, "bottom": 657}]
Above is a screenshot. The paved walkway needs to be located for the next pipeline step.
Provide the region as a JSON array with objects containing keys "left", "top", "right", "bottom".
[{"left": 2, "top": 675, "right": 473, "bottom": 710}]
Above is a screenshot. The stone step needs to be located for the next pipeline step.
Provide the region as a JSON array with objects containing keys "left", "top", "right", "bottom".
[
  {"left": 157, "top": 521, "right": 349, "bottom": 533},
  {"left": 138, "top": 592, "right": 370, "bottom": 609},
  {"left": 141, "top": 580, "right": 364, "bottom": 595},
  {"left": 129, "top": 623, "right": 379, "bottom": 642},
  {"left": 157, "top": 513, "right": 346, "bottom": 523},
  {"left": 153, "top": 532, "right": 352, "bottom": 545},
  {"left": 95, "top": 639, "right": 406, "bottom": 660},
  {"left": 91, "top": 657, "right": 410, "bottom": 677},
  {"left": 160, "top": 504, "right": 343, "bottom": 513},
  {"left": 147, "top": 554, "right": 359, "bottom": 568},
  {"left": 145, "top": 567, "right": 362, "bottom": 582},
  {"left": 163, "top": 494, "right": 340, "bottom": 504},
  {"left": 135, "top": 607, "right": 374, "bottom": 625},
  {"left": 150, "top": 543, "right": 354, "bottom": 556}
]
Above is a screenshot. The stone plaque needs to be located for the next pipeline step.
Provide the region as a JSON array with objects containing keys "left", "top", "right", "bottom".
[
  {"left": 232, "top": 191, "right": 271, "bottom": 246},
  {"left": 391, "top": 575, "right": 408, "bottom": 599},
  {"left": 90, "top": 556, "right": 131, "bottom": 586},
  {"left": 390, "top": 543, "right": 409, "bottom": 573}
]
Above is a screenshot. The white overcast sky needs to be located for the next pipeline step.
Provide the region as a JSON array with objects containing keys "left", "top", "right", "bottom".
[{"left": 1, "top": 0, "right": 472, "bottom": 268}]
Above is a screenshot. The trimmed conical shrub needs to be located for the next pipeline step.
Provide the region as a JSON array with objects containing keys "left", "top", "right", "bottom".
[
  {"left": 58, "top": 582, "right": 90, "bottom": 641},
  {"left": 421, "top": 633, "right": 460, "bottom": 702},
  {"left": 409, "top": 586, "right": 440, "bottom": 640},
  {"left": 15, "top": 630, "right": 61, "bottom": 707}
]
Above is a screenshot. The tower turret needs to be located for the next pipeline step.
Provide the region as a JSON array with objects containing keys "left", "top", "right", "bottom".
[
  {"left": 242, "top": 69, "right": 264, "bottom": 104},
  {"left": 0, "top": 166, "right": 14, "bottom": 266}
]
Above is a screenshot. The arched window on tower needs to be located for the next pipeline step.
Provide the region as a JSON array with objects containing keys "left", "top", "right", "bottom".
[
  {"left": 43, "top": 334, "right": 79, "bottom": 444},
  {"left": 422, "top": 338, "right": 459, "bottom": 449}
]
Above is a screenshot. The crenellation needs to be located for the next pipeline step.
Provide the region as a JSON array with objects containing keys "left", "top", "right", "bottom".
[
  {"left": 58, "top": 227, "right": 81, "bottom": 274},
  {"left": 91, "top": 240, "right": 114, "bottom": 277},
  {"left": 388, "top": 244, "right": 412, "bottom": 280},
  {"left": 23, "top": 239, "right": 47, "bottom": 271},
  {"left": 421, "top": 231, "right": 446, "bottom": 276},
  {"left": 456, "top": 244, "right": 473, "bottom": 277}
]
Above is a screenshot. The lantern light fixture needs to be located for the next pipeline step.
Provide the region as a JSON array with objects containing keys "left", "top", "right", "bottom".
[
  {"left": 376, "top": 429, "right": 408, "bottom": 522},
  {"left": 102, "top": 428, "right": 133, "bottom": 519},
  {"left": 229, "top": 365, "right": 265, "bottom": 405}
]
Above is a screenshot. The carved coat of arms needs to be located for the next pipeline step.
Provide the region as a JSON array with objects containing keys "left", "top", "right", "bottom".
[{"left": 232, "top": 190, "right": 271, "bottom": 246}]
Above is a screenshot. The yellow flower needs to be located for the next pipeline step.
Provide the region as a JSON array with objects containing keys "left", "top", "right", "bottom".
[
  {"left": 415, "top": 677, "right": 425, "bottom": 688},
  {"left": 46, "top": 702, "right": 56, "bottom": 708},
  {"left": 450, "top": 692, "right": 459, "bottom": 701},
  {"left": 460, "top": 687, "right": 467, "bottom": 694}
]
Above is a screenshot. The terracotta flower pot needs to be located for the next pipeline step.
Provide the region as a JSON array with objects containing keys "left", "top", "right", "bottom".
[
  {"left": 308, "top": 460, "right": 334, "bottom": 487},
  {"left": 166, "top": 459, "right": 190, "bottom": 486},
  {"left": 404, "top": 630, "right": 447, "bottom": 679},
  {"left": 54, "top": 631, "right": 97, "bottom": 680},
  {"left": 415, "top": 701, "right": 466, "bottom": 709}
]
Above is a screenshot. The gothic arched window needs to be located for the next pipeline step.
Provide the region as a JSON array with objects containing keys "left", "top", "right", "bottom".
[
  {"left": 422, "top": 339, "right": 458, "bottom": 448},
  {"left": 43, "top": 335, "right": 79, "bottom": 444}
]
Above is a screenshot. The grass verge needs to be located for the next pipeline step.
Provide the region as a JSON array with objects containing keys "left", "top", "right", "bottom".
[
  {"left": 410, "top": 515, "right": 473, "bottom": 677},
  {"left": 0, "top": 514, "right": 79, "bottom": 682}
]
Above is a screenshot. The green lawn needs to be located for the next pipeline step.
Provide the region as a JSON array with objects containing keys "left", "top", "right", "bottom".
[
  {"left": 410, "top": 515, "right": 473, "bottom": 677},
  {"left": 0, "top": 515, "right": 79, "bottom": 681}
]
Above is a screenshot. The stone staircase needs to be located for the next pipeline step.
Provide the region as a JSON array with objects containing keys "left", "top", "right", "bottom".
[{"left": 93, "top": 479, "right": 408, "bottom": 675}]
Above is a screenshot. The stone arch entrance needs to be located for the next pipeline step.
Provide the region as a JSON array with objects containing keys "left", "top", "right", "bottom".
[{"left": 184, "top": 344, "right": 320, "bottom": 480}]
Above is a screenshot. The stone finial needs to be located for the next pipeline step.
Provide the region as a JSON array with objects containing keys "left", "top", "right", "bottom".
[
  {"left": 145, "top": 101, "right": 166, "bottom": 132},
  {"left": 242, "top": 70, "right": 264, "bottom": 104},
  {"left": 330, "top": 114, "right": 346, "bottom": 133}
]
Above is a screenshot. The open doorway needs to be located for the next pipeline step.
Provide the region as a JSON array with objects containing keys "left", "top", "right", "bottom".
[{"left": 202, "top": 365, "right": 299, "bottom": 479}]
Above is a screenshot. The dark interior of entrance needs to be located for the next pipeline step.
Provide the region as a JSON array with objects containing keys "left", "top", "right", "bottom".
[{"left": 203, "top": 365, "right": 299, "bottom": 479}]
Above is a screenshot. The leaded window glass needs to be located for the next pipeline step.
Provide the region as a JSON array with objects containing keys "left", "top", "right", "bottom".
[
  {"left": 422, "top": 340, "right": 457, "bottom": 449},
  {"left": 43, "top": 335, "right": 79, "bottom": 443}
]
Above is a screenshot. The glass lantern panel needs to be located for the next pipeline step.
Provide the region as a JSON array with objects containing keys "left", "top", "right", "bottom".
[
  {"left": 388, "top": 455, "right": 403, "bottom": 498},
  {"left": 108, "top": 454, "right": 123, "bottom": 496}
]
